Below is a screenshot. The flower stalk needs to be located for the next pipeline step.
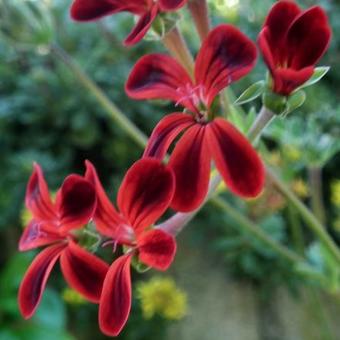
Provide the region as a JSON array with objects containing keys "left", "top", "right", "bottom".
[
  {"left": 308, "top": 166, "right": 326, "bottom": 225},
  {"left": 187, "top": 0, "right": 211, "bottom": 41},
  {"left": 247, "top": 106, "right": 275, "bottom": 142}
]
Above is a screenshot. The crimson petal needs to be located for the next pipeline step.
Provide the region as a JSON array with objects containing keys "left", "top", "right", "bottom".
[
  {"left": 60, "top": 241, "right": 109, "bottom": 303},
  {"left": 19, "top": 219, "right": 64, "bottom": 252},
  {"left": 57, "top": 175, "right": 96, "bottom": 233},
  {"left": 169, "top": 124, "right": 211, "bottom": 212},
  {"left": 99, "top": 254, "right": 132, "bottom": 337},
  {"left": 195, "top": 24, "right": 257, "bottom": 108},
  {"left": 117, "top": 159, "right": 175, "bottom": 233},
  {"left": 125, "top": 54, "right": 194, "bottom": 111},
  {"left": 25, "top": 163, "right": 56, "bottom": 222},
  {"left": 159, "top": 0, "right": 187, "bottom": 11},
  {"left": 138, "top": 229, "right": 176, "bottom": 271},
  {"left": 18, "top": 243, "right": 66, "bottom": 319},
  {"left": 85, "top": 161, "right": 129, "bottom": 241},
  {"left": 143, "top": 113, "right": 195, "bottom": 159},
  {"left": 207, "top": 118, "right": 265, "bottom": 198},
  {"left": 287, "top": 6, "right": 331, "bottom": 69}
]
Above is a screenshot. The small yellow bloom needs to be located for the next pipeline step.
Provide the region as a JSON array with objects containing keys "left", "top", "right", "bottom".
[
  {"left": 62, "top": 288, "right": 86, "bottom": 305},
  {"left": 331, "top": 180, "right": 340, "bottom": 207},
  {"left": 136, "top": 277, "right": 187, "bottom": 321},
  {"left": 291, "top": 178, "right": 309, "bottom": 198},
  {"left": 284, "top": 145, "right": 302, "bottom": 162}
]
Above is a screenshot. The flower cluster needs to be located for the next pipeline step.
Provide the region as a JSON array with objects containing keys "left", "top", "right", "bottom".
[{"left": 18, "top": 0, "right": 331, "bottom": 337}]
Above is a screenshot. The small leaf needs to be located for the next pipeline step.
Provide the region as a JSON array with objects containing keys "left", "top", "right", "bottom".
[
  {"left": 283, "top": 90, "right": 306, "bottom": 117},
  {"left": 298, "top": 66, "right": 330, "bottom": 90},
  {"left": 234, "top": 81, "right": 265, "bottom": 105}
]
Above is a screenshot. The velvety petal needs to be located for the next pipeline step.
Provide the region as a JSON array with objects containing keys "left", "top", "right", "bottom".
[
  {"left": 99, "top": 254, "right": 132, "bottom": 337},
  {"left": 124, "top": 5, "right": 158, "bottom": 46},
  {"left": 257, "top": 28, "right": 276, "bottom": 74},
  {"left": 262, "top": 0, "right": 301, "bottom": 64},
  {"left": 143, "top": 113, "right": 195, "bottom": 159},
  {"left": 18, "top": 243, "right": 66, "bottom": 319},
  {"left": 70, "top": 0, "right": 146, "bottom": 21},
  {"left": 60, "top": 241, "right": 109, "bottom": 303},
  {"left": 272, "top": 66, "right": 314, "bottom": 96},
  {"left": 125, "top": 54, "right": 195, "bottom": 111},
  {"left": 25, "top": 163, "right": 56, "bottom": 222},
  {"left": 19, "top": 219, "right": 64, "bottom": 252},
  {"left": 287, "top": 6, "right": 331, "bottom": 69},
  {"left": 207, "top": 118, "right": 265, "bottom": 198},
  {"left": 159, "top": 0, "right": 187, "bottom": 11},
  {"left": 85, "top": 161, "right": 131, "bottom": 242},
  {"left": 57, "top": 175, "right": 97, "bottom": 233},
  {"left": 117, "top": 158, "right": 175, "bottom": 233},
  {"left": 138, "top": 229, "right": 176, "bottom": 271},
  {"left": 169, "top": 124, "right": 211, "bottom": 212},
  {"left": 195, "top": 24, "right": 257, "bottom": 108}
]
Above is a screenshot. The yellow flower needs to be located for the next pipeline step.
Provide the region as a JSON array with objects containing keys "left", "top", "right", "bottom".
[
  {"left": 62, "top": 288, "right": 86, "bottom": 305},
  {"left": 331, "top": 180, "right": 340, "bottom": 207},
  {"left": 284, "top": 145, "right": 302, "bottom": 162},
  {"left": 136, "top": 277, "right": 187, "bottom": 321},
  {"left": 291, "top": 178, "right": 309, "bottom": 198}
]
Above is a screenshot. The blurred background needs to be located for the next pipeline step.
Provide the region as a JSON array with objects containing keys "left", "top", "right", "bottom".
[{"left": 0, "top": 0, "right": 340, "bottom": 339}]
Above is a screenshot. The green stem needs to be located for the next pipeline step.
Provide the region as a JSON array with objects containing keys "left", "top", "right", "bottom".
[
  {"left": 247, "top": 106, "right": 275, "bottom": 142},
  {"left": 187, "top": 0, "right": 211, "bottom": 41},
  {"left": 308, "top": 166, "right": 326, "bottom": 225},
  {"left": 287, "top": 203, "right": 304, "bottom": 254},
  {"left": 49, "top": 43, "right": 148, "bottom": 148},
  {"left": 267, "top": 166, "right": 340, "bottom": 264},
  {"left": 211, "top": 196, "right": 304, "bottom": 264}
]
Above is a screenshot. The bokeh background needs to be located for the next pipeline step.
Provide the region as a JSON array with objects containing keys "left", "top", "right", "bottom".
[{"left": 0, "top": 0, "right": 340, "bottom": 339}]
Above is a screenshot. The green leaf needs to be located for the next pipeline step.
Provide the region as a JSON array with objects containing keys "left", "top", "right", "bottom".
[
  {"left": 282, "top": 90, "right": 306, "bottom": 117},
  {"left": 298, "top": 66, "right": 330, "bottom": 90},
  {"left": 234, "top": 80, "right": 265, "bottom": 105}
]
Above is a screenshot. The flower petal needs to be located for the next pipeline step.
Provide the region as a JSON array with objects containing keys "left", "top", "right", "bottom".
[
  {"left": 18, "top": 243, "right": 66, "bottom": 319},
  {"left": 207, "top": 118, "right": 265, "bottom": 198},
  {"left": 159, "top": 0, "right": 187, "bottom": 11},
  {"left": 272, "top": 66, "right": 314, "bottom": 96},
  {"left": 117, "top": 159, "right": 175, "bottom": 233},
  {"left": 19, "top": 219, "right": 64, "bottom": 252},
  {"left": 60, "top": 241, "right": 109, "bottom": 303},
  {"left": 124, "top": 6, "right": 158, "bottom": 46},
  {"left": 85, "top": 161, "right": 130, "bottom": 242},
  {"left": 138, "top": 229, "right": 176, "bottom": 271},
  {"left": 262, "top": 0, "right": 301, "bottom": 64},
  {"left": 57, "top": 175, "right": 97, "bottom": 233},
  {"left": 125, "top": 54, "right": 194, "bottom": 110},
  {"left": 257, "top": 28, "right": 276, "bottom": 74},
  {"left": 143, "top": 113, "right": 195, "bottom": 159},
  {"left": 99, "top": 254, "right": 132, "bottom": 337},
  {"left": 25, "top": 163, "right": 56, "bottom": 222},
  {"left": 169, "top": 124, "right": 211, "bottom": 212},
  {"left": 287, "top": 6, "right": 331, "bottom": 69},
  {"left": 195, "top": 24, "right": 257, "bottom": 107}
]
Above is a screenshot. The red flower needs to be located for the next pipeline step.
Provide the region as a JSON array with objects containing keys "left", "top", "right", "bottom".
[
  {"left": 258, "top": 1, "right": 331, "bottom": 95},
  {"left": 18, "top": 164, "right": 109, "bottom": 319},
  {"left": 85, "top": 158, "right": 177, "bottom": 336},
  {"left": 70, "top": 0, "right": 187, "bottom": 46},
  {"left": 126, "top": 24, "right": 265, "bottom": 212}
]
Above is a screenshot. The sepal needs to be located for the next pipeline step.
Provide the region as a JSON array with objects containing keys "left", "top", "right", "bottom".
[{"left": 234, "top": 81, "right": 265, "bottom": 105}]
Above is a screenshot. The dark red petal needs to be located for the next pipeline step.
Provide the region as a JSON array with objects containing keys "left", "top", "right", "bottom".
[
  {"left": 19, "top": 219, "right": 64, "bottom": 252},
  {"left": 57, "top": 175, "right": 96, "bottom": 233},
  {"left": 60, "top": 241, "right": 109, "bottom": 303},
  {"left": 18, "top": 243, "right": 66, "bottom": 319},
  {"left": 169, "top": 124, "right": 211, "bottom": 212},
  {"left": 138, "top": 229, "right": 176, "bottom": 271},
  {"left": 125, "top": 54, "right": 194, "bottom": 110},
  {"left": 272, "top": 66, "right": 314, "bottom": 96},
  {"left": 159, "top": 0, "right": 187, "bottom": 11},
  {"left": 257, "top": 28, "right": 276, "bottom": 74},
  {"left": 85, "top": 161, "right": 130, "bottom": 242},
  {"left": 99, "top": 254, "right": 132, "bottom": 337},
  {"left": 124, "top": 6, "right": 158, "bottom": 46},
  {"left": 287, "top": 6, "right": 331, "bottom": 69},
  {"left": 143, "top": 113, "right": 195, "bottom": 159},
  {"left": 195, "top": 24, "right": 257, "bottom": 107},
  {"left": 70, "top": 0, "right": 147, "bottom": 21},
  {"left": 207, "top": 118, "right": 265, "bottom": 198},
  {"left": 262, "top": 0, "right": 301, "bottom": 64},
  {"left": 25, "top": 163, "right": 56, "bottom": 222},
  {"left": 117, "top": 159, "right": 175, "bottom": 233}
]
